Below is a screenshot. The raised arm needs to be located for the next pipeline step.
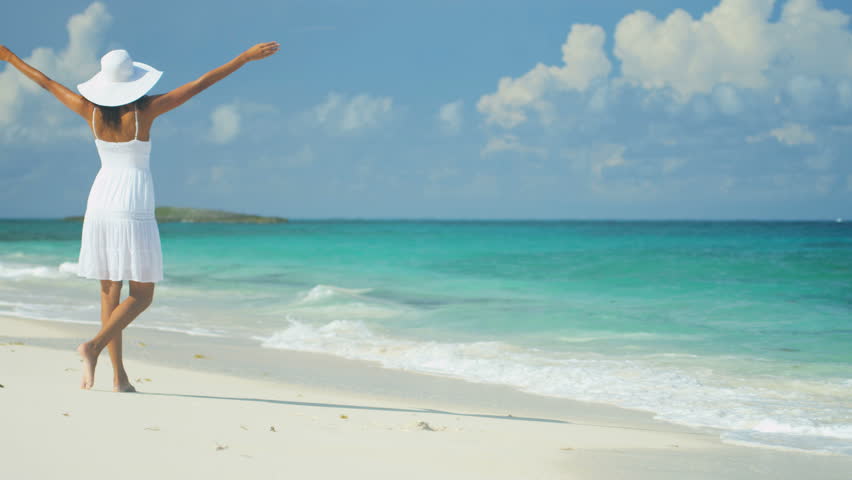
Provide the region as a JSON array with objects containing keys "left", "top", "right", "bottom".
[
  {"left": 147, "top": 41, "right": 280, "bottom": 118},
  {"left": 0, "top": 45, "right": 91, "bottom": 118}
]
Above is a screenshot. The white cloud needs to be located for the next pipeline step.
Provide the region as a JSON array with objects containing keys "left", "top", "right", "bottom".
[
  {"left": 477, "top": 24, "right": 611, "bottom": 128},
  {"left": 769, "top": 123, "right": 816, "bottom": 145},
  {"left": 776, "top": 0, "right": 852, "bottom": 78},
  {"left": 0, "top": 2, "right": 110, "bottom": 141},
  {"left": 614, "top": 0, "right": 776, "bottom": 100},
  {"left": 311, "top": 92, "right": 393, "bottom": 134},
  {"left": 437, "top": 100, "right": 463, "bottom": 134},
  {"left": 614, "top": 0, "right": 852, "bottom": 102},
  {"left": 208, "top": 103, "right": 241, "bottom": 144},
  {"left": 477, "top": 0, "right": 852, "bottom": 137},
  {"left": 480, "top": 134, "right": 547, "bottom": 157},
  {"left": 472, "top": 0, "right": 852, "bottom": 206}
]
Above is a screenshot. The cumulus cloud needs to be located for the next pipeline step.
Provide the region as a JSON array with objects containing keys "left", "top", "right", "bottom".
[
  {"left": 777, "top": 0, "right": 852, "bottom": 78},
  {"left": 614, "top": 0, "right": 776, "bottom": 99},
  {"left": 0, "top": 2, "right": 110, "bottom": 141},
  {"left": 437, "top": 100, "right": 463, "bottom": 134},
  {"left": 208, "top": 103, "right": 241, "bottom": 144},
  {"left": 312, "top": 92, "right": 393, "bottom": 134},
  {"left": 477, "top": 24, "right": 611, "bottom": 128},
  {"left": 472, "top": 0, "right": 852, "bottom": 207},
  {"left": 479, "top": 0, "right": 852, "bottom": 132},
  {"left": 615, "top": 0, "right": 852, "bottom": 101}
]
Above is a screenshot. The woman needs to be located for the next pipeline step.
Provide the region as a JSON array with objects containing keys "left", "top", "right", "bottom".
[{"left": 0, "top": 41, "right": 280, "bottom": 391}]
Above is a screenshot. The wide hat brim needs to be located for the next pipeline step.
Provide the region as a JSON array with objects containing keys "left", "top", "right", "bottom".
[{"left": 77, "top": 61, "right": 162, "bottom": 107}]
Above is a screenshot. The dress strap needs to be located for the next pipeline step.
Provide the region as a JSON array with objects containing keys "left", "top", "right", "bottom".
[
  {"left": 91, "top": 106, "right": 98, "bottom": 140},
  {"left": 133, "top": 104, "right": 139, "bottom": 140}
]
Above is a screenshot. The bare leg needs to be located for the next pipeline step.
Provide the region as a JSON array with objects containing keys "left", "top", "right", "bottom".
[
  {"left": 98, "top": 280, "right": 136, "bottom": 392},
  {"left": 78, "top": 280, "right": 155, "bottom": 390}
]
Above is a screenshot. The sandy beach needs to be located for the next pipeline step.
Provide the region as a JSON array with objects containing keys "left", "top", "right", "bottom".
[{"left": 1, "top": 314, "right": 850, "bottom": 480}]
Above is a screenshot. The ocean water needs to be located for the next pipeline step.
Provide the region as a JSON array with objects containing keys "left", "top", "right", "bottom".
[{"left": 1, "top": 219, "right": 850, "bottom": 454}]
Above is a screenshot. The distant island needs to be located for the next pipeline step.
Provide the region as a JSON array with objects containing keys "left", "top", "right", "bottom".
[{"left": 64, "top": 206, "right": 288, "bottom": 224}]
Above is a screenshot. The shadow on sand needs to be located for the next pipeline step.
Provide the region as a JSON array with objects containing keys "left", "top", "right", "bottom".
[{"left": 135, "top": 390, "right": 571, "bottom": 424}]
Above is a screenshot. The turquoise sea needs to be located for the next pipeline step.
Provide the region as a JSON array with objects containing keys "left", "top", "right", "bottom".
[{"left": 1, "top": 219, "right": 850, "bottom": 454}]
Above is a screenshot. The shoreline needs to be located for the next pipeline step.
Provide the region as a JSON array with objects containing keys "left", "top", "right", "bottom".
[
  {"left": 2, "top": 314, "right": 851, "bottom": 479},
  {"left": 0, "top": 314, "right": 685, "bottom": 427}
]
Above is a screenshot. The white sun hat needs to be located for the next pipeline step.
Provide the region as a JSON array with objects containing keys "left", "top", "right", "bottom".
[{"left": 77, "top": 49, "right": 162, "bottom": 107}]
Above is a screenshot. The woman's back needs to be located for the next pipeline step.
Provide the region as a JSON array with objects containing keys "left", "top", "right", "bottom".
[{"left": 91, "top": 98, "right": 153, "bottom": 143}]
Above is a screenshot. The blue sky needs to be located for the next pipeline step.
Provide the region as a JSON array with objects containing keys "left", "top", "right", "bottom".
[{"left": 1, "top": 0, "right": 851, "bottom": 219}]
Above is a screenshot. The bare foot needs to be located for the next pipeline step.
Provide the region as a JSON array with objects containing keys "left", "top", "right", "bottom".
[
  {"left": 76, "top": 342, "right": 98, "bottom": 389},
  {"left": 114, "top": 380, "right": 136, "bottom": 393}
]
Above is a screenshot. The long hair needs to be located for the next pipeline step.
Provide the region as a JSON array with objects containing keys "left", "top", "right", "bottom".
[{"left": 96, "top": 95, "right": 153, "bottom": 130}]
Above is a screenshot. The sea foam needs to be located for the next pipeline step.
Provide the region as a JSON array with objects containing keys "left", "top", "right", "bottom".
[
  {"left": 0, "top": 262, "right": 64, "bottom": 279},
  {"left": 297, "top": 284, "right": 373, "bottom": 304},
  {"left": 258, "top": 317, "right": 852, "bottom": 456}
]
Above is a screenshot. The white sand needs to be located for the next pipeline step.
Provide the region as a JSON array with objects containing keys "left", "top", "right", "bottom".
[{"left": 1, "top": 315, "right": 850, "bottom": 479}]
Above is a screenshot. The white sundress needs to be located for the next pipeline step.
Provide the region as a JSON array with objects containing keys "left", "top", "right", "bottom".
[{"left": 76, "top": 105, "right": 163, "bottom": 283}]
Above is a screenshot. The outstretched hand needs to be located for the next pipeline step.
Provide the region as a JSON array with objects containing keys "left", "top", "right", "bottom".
[
  {"left": 243, "top": 42, "right": 280, "bottom": 62},
  {"left": 0, "top": 45, "right": 14, "bottom": 62}
]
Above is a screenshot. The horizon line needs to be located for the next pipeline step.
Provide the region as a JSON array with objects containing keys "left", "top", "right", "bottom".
[{"left": 0, "top": 216, "right": 847, "bottom": 223}]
